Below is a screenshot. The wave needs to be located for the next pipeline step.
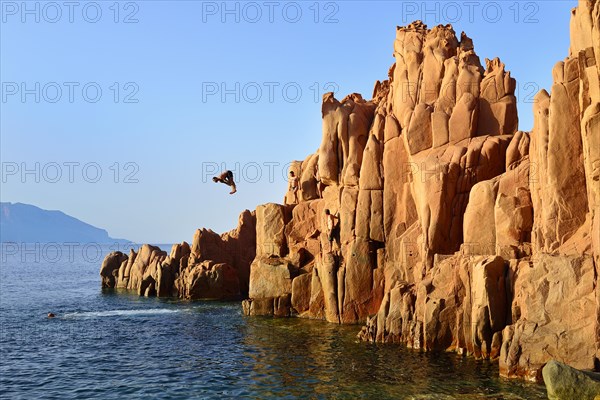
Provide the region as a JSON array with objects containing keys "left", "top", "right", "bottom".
[{"left": 61, "top": 308, "right": 184, "bottom": 319}]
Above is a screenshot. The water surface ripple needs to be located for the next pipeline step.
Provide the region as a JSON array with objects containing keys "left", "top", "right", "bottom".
[{"left": 0, "top": 246, "right": 547, "bottom": 399}]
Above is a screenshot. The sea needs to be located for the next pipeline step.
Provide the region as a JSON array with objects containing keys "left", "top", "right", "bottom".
[{"left": 0, "top": 243, "right": 548, "bottom": 399}]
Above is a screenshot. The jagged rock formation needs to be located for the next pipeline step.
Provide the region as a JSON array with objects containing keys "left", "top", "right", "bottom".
[
  {"left": 100, "top": 210, "right": 255, "bottom": 299},
  {"left": 245, "top": 22, "right": 521, "bottom": 322},
  {"left": 242, "top": 0, "right": 600, "bottom": 383},
  {"left": 496, "top": 1, "right": 600, "bottom": 381},
  {"left": 100, "top": 0, "right": 599, "bottom": 384}
]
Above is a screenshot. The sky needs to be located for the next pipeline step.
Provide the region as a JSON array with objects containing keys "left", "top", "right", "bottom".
[{"left": 1, "top": 0, "right": 576, "bottom": 243}]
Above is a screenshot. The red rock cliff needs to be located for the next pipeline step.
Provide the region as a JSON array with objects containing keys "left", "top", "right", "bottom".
[
  {"left": 100, "top": 0, "right": 599, "bottom": 383},
  {"left": 242, "top": 1, "right": 600, "bottom": 383}
]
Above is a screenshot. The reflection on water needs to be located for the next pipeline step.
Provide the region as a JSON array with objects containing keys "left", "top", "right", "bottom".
[{"left": 241, "top": 317, "right": 546, "bottom": 399}]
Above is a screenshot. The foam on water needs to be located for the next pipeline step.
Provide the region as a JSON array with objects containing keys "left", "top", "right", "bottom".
[{"left": 61, "top": 308, "right": 185, "bottom": 319}]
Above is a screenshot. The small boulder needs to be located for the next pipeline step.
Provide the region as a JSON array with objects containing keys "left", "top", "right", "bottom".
[{"left": 543, "top": 360, "right": 600, "bottom": 400}]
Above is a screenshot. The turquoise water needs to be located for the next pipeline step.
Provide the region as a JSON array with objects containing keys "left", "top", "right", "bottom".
[{"left": 0, "top": 244, "right": 547, "bottom": 399}]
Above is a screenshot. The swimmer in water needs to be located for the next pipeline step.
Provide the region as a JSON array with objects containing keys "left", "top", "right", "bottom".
[{"left": 47, "top": 312, "right": 55, "bottom": 318}]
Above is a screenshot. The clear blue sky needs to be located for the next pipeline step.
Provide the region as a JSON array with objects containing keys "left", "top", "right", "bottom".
[{"left": 1, "top": 0, "right": 575, "bottom": 243}]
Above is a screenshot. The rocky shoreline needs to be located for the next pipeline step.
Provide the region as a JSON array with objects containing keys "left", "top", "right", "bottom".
[
  {"left": 101, "top": 0, "right": 600, "bottom": 393},
  {"left": 100, "top": 209, "right": 256, "bottom": 300}
]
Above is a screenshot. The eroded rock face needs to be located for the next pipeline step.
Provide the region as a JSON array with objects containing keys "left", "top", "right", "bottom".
[
  {"left": 357, "top": 255, "right": 508, "bottom": 360},
  {"left": 249, "top": 258, "right": 296, "bottom": 299},
  {"left": 242, "top": 6, "right": 599, "bottom": 383},
  {"left": 463, "top": 144, "right": 532, "bottom": 259},
  {"left": 499, "top": 255, "right": 597, "bottom": 381},
  {"left": 244, "top": 22, "right": 518, "bottom": 324},
  {"left": 256, "top": 203, "right": 291, "bottom": 257},
  {"left": 102, "top": 2, "right": 599, "bottom": 383},
  {"left": 477, "top": 57, "right": 518, "bottom": 137},
  {"left": 175, "top": 260, "right": 240, "bottom": 300},
  {"left": 318, "top": 93, "right": 376, "bottom": 187},
  {"left": 100, "top": 210, "right": 255, "bottom": 300},
  {"left": 100, "top": 251, "right": 128, "bottom": 288}
]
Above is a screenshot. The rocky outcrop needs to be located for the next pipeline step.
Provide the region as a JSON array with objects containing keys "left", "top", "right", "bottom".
[
  {"left": 245, "top": 22, "right": 519, "bottom": 323},
  {"left": 242, "top": 203, "right": 299, "bottom": 316},
  {"left": 543, "top": 360, "right": 600, "bottom": 400},
  {"left": 496, "top": 0, "right": 600, "bottom": 381},
  {"left": 100, "top": 210, "right": 255, "bottom": 300},
  {"left": 241, "top": 0, "right": 599, "bottom": 384},
  {"left": 500, "top": 255, "right": 597, "bottom": 381},
  {"left": 175, "top": 260, "right": 240, "bottom": 300},
  {"left": 100, "top": 251, "right": 128, "bottom": 288},
  {"left": 100, "top": 0, "right": 599, "bottom": 385},
  {"left": 358, "top": 255, "right": 508, "bottom": 359},
  {"left": 318, "top": 93, "right": 376, "bottom": 187},
  {"left": 463, "top": 147, "right": 532, "bottom": 260}
]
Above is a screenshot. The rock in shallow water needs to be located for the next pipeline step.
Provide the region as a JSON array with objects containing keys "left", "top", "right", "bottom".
[
  {"left": 100, "top": 210, "right": 256, "bottom": 300},
  {"left": 542, "top": 360, "right": 600, "bottom": 400}
]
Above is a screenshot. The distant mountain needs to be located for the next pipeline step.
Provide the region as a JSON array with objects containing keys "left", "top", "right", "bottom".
[{"left": 0, "top": 202, "right": 129, "bottom": 243}]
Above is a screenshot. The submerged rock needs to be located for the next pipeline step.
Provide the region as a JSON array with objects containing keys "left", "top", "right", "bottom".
[{"left": 543, "top": 360, "right": 600, "bottom": 400}]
